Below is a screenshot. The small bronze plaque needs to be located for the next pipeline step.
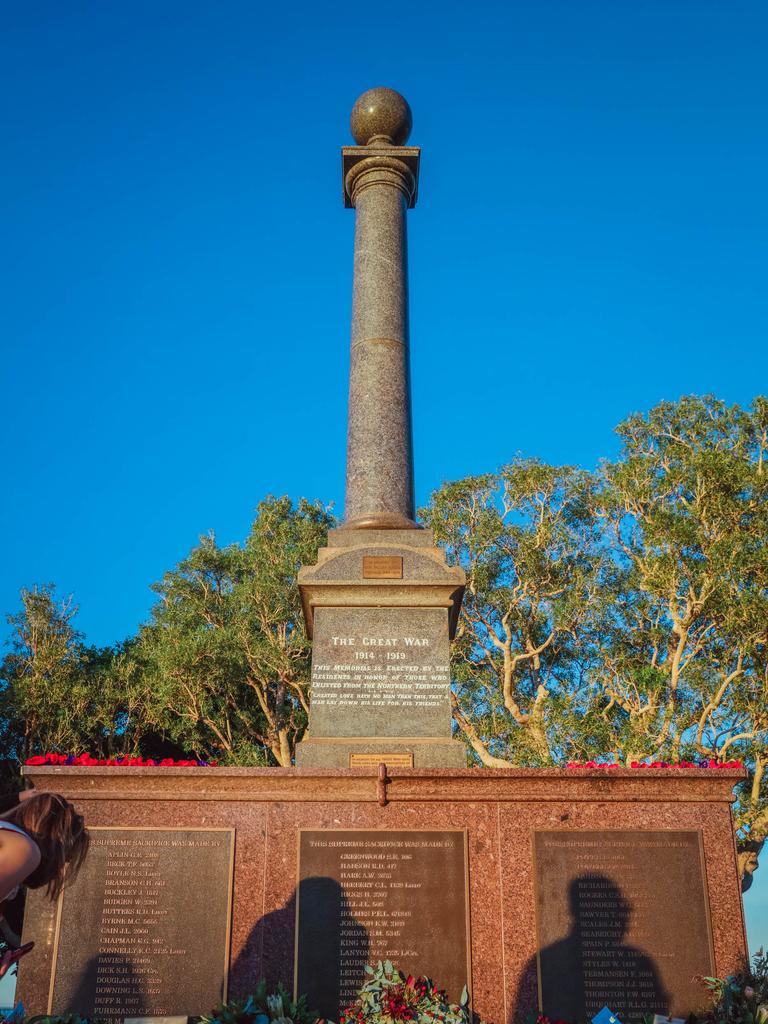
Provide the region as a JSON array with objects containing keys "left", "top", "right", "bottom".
[
  {"left": 349, "top": 752, "right": 414, "bottom": 768},
  {"left": 296, "top": 830, "right": 470, "bottom": 1020},
  {"left": 533, "top": 831, "right": 714, "bottom": 1023},
  {"left": 46, "top": 828, "right": 233, "bottom": 1021},
  {"left": 362, "top": 555, "right": 403, "bottom": 579}
]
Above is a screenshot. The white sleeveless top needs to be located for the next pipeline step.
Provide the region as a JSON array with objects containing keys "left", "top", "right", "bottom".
[{"left": 0, "top": 820, "right": 40, "bottom": 902}]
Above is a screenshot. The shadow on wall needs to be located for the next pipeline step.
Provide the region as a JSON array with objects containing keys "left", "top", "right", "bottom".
[
  {"left": 512, "top": 874, "right": 669, "bottom": 1024},
  {"left": 231, "top": 876, "right": 370, "bottom": 1021},
  {"left": 66, "top": 954, "right": 147, "bottom": 1021}
]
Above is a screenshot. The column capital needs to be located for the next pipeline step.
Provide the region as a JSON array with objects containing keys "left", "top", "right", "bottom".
[{"left": 342, "top": 146, "right": 420, "bottom": 209}]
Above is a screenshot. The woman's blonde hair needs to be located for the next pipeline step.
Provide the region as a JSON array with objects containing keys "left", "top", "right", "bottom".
[{"left": 2, "top": 792, "right": 90, "bottom": 899}]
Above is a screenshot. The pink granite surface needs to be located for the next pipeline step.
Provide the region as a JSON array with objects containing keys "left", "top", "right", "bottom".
[{"left": 16, "top": 767, "right": 747, "bottom": 1024}]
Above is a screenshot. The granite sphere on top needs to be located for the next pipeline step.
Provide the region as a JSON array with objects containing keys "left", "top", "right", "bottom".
[{"left": 350, "top": 87, "right": 412, "bottom": 146}]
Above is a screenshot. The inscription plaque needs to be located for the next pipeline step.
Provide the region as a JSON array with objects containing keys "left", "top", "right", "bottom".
[
  {"left": 533, "top": 831, "right": 714, "bottom": 1022},
  {"left": 362, "top": 556, "right": 403, "bottom": 579},
  {"left": 295, "top": 830, "right": 470, "bottom": 1020},
  {"left": 349, "top": 753, "right": 414, "bottom": 768},
  {"left": 47, "top": 828, "right": 233, "bottom": 1021},
  {"left": 308, "top": 607, "right": 452, "bottom": 738}
]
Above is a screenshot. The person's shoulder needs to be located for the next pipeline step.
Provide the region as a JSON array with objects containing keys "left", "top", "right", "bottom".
[{"left": 0, "top": 823, "right": 41, "bottom": 869}]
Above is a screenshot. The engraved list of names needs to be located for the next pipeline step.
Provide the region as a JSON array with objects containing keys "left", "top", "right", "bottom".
[
  {"left": 533, "top": 831, "right": 714, "bottom": 1022},
  {"left": 50, "top": 828, "right": 233, "bottom": 1020},
  {"left": 296, "top": 830, "right": 470, "bottom": 1020}
]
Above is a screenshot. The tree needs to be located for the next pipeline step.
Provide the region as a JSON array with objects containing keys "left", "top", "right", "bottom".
[
  {"left": 138, "top": 496, "right": 333, "bottom": 766},
  {"left": 422, "top": 460, "right": 605, "bottom": 767},
  {"left": 0, "top": 585, "right": 89, "bottom": 765},
  {"left": 593, "top": 395, "right": 768, "bottom": 886},
  {"left": 424, "top": 396, "right": 768, "bottom": 885},
  {"left": 0, "top": 585, "right": 154, "bottom": 772}
]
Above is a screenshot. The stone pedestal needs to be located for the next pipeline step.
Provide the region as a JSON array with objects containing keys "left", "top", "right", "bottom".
[
  {"left": 17, "top": 766, "right": 748, "bottom": 1024},
  {"left": 296, "top": 527, "right": 466, "bottom": 767}
]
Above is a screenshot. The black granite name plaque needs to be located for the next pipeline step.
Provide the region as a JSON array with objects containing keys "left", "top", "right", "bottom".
[
  {"left": 296, "top": 830, "right": 470, "bottom": 1020},
  {"left": 48, "top": 828, "right": 234, "bottom": 1021},
  {"left": 533, "top": 831, "right": 715, "bottom": 1022}
]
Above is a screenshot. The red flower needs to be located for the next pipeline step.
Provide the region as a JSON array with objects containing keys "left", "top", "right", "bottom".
[{"left": 25, "top": 751, "right": 220, "bottom": 767}]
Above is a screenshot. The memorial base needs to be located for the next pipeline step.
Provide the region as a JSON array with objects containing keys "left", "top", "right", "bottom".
[
  {"left": 296, "top": 527, "right": 466, "bottom": 770},
  {"left": 295, "top": 735, "right": 466, "bottom": 767},
  {"left": 17, "top": 766, "right": 748, "bottom": 1024}
]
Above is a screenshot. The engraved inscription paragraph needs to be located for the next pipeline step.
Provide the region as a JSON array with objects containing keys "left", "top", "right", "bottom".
[
  {"left": 309, "top": 607, "right": 452, "bottom": 738},
  {"left": 50, "top": 828, "right": 233, "bottom": 1021},
  {"left": 296, "top": 831, "right": 470, "bottom": 1020},
  {"left": 533, "top": 831, "right": 714, "bottom": 1023}
]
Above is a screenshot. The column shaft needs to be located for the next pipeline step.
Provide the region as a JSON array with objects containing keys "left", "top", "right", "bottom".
[{"left": 344, "top": 160, "right": 416, "bottom": 527}]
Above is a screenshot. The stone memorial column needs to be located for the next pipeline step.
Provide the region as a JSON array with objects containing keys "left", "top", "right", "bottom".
[
  {"left": 296, "top": 89, "right": 466, "bottom": 768},
  {"left": 344, "top": 89, "right": 417, "bottom": 529}
]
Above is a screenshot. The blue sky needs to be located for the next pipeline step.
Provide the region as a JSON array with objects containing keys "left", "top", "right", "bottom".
[{"left": 1, "top": 0, "right": 767, "bottom": 973}]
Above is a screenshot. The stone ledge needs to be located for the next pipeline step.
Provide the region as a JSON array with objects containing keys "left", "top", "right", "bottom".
[{"left": 23, "top": 765, "right": 745, "bottom": 803}]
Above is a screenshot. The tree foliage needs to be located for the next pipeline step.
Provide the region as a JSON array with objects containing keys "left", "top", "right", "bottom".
[
  {"left": 423, "top": 395, "right": 768, "bottom": 883},
  {"left": 595, "top": 396, "right": 768, "bottom": 884},
  {"left": 0, "top": 586, "right": 153, "bottom": 769},
  {"left": 422, "top": 461, "right": 605, "bottom": 767},
  {"left": 137, "top": 496, "right": 334, "bottom": 766}
]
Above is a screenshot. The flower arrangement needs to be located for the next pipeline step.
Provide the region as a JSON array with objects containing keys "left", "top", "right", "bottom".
[
  {"left": 521, "top": 954, "right": 768, "bottom": 1024},
  {"left": 0, "top": 987, "right": 315, "bottom": 1024},
  {"left": 566, "top": 760, "right": 743, "bottom": 769},
  {"left": 702, "top": 950, "right": 768, "bottom": 1024},
  {"left": 340, "top": 961, "right": 471, "bottom": 1024},
  {"left": 199, "top": 981, "right": 319, "bottom": 1024},
  {"left": 0, "top": 1011, "right": 101, "bottom": 1024},
  {"left": 25, "top": 754, "right": 217, "bottom": 767},
  {"left": 25, "top": 1016, "right": 102, "bottom": 1024}
]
